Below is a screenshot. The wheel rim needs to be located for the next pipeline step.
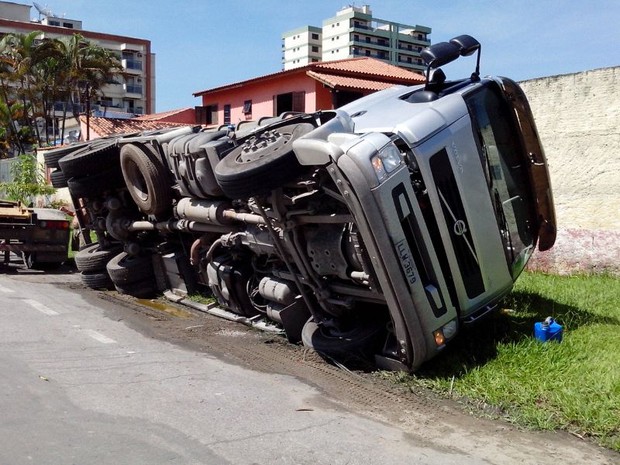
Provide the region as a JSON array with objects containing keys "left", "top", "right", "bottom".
[{"left": 234, "top": 129, "right": 291, "bottom": 164}]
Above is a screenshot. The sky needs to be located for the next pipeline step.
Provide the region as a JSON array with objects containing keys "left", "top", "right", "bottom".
[{"left": 32, "top": 0, "right": 620, "bottom": 112}]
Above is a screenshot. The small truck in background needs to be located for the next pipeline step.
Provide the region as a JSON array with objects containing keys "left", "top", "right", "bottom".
[
  {"left": 0, "top": 199, "right": 70, "bottom": 268},
  {"left": 50, "top": 35, "right": 556, "bottom": 371}
]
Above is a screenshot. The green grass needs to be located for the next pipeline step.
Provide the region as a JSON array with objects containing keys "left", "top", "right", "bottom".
[
  {"left": 187, "top": 293, "right": 216, "bottom": 306},
  {"left": 390, "top": 272, "right": 620, "bottom": 451}
]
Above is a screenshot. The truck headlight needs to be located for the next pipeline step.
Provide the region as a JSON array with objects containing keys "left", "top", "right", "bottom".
[{"left": 371, "top": 143, "right": 402, "bottom": 182}]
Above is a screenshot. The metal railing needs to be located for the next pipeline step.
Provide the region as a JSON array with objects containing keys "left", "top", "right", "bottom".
[
  {"left": 124, "top": 59, "right": 143, "bottom": 71},
  {"left": 125, "top": 85, "right": 143, "bottom": 95}
]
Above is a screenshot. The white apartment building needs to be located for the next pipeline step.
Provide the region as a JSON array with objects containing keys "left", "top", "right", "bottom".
[
  {"left": 282, "top": 5, "right": 431, "bottom": 72},
  {"left": 0, "top": 1, "right": 155, "bottom": 117},
  {"left": 281, "top": 25, "right": 322, "bottom": 69}
]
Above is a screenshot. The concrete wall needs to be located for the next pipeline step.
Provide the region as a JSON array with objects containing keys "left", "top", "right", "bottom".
[{"left": 519, "top": 67, "right": 620, "bottom": 274}]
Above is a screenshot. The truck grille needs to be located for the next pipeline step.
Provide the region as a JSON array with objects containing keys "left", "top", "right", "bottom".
[{"left": 430, "top": 149, "right": 484, "bottom": 299}]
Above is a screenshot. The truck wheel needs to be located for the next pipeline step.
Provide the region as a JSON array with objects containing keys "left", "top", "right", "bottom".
[
  {"left": 214, "top": 122, "right": 314, "bottom": 198},
  {"left": 50, "top": 169, "right": 68, "bottom": 189},
  {"left": 74, "top": 242, "right": 122, "bottom": 273},
  {"left": 67, "top": 167, "right": 125, "bottom": 199},
  {"left": 106, "top": 251, "right": 154, "bottom": 286},
  {"left": 44, "top": 142, "right": 89, "bottom": 169},
  {"left": 80, "top": 270, "right": 114, "bottom": 290},
  {"left": 22, "top": 253, "right": 63, "bottom": 270},
  {"left": 301, "top": 318, "right": 384, "bottom": 363},
  {"left": 58, "top": 139, "right": 120, "bottom": 178},
  {"left": 114, "top": 277, "right": 157, "bottom": 298},
  {"left": 120, "top": 143, "right": 171, "bottom": 216}
]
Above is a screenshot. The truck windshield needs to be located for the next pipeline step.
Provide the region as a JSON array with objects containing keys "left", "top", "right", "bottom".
[{"left": 464, "top": 83, "right": 536, "bottom": 276}]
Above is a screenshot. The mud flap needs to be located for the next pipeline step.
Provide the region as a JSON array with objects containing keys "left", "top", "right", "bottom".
[{"left": 278, "top": 296, "right": 311, "bottom": 343}]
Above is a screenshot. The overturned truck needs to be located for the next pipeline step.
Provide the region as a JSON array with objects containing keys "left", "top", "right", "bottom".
[{"left": 49, "top": 36, "right": 556, "bottom": 371}]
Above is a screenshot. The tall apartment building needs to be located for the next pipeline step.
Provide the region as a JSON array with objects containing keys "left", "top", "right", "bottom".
[
  {"left": 282, "top": 5, "right": 431, "bottom": 73},
  {"left": 0, "top": 1, "right": 155, "bottom": 116}
]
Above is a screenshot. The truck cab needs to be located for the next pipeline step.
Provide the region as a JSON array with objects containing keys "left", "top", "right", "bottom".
[{"left": 293, "top": 36, "right": 556, "bottom": 369}]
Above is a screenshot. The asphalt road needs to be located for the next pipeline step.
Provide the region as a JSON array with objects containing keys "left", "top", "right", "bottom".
[{"left": 0, "top": 263, "right": 617, "bottom": 465}]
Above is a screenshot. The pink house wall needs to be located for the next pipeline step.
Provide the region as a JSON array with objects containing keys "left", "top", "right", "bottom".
[
  {"left": 155, "top": 108, "right": 197, "bottom": 125},
  {"left": 199, "top": 72, "right": 333, "bottom": 126}
]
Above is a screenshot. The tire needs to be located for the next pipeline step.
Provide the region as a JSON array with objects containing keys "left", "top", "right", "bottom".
[
  {"left": 114, "top": 277, "right": 157, "bottom": 298},
  {"left": 120, "top": 143, "right": 172, "bottom": 216},
  {"left": 66, "top": 167, "right": 125, "bottom": 199},
  {"left": 44, "top": 142, "right": 89, "bottom": 169},
  {"left": 106, "top": 251, "right": 154, "bottom": 286},
  {"left": 74, "top": 242, "right": 122, "bottom": 273},
  {"left": 301, "top": 318, "right": 385, "bottom": 362},
  {"left": 58, "top": 139, "right": 120, "bottom": 178},
  {"left": 50, "top": 169, "right": 68, "bottom": 188},
  {"left": 22, "top": 252, "right": 64, "bottom": 270},
  {"left": 81, "top": 270, "right": 114, "bottom": 290},
  {"left": 214, "top": 122, "right": 314, "bottom": 198}
]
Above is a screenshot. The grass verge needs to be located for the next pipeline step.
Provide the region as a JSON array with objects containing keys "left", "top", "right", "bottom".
[{"left": 389, "top": 272, "right": 620, "bottom": 451}]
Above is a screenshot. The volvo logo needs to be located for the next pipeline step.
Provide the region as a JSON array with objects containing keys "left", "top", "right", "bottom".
[{"left": 453, "top": 219, "right": 468, "bottom": 236}]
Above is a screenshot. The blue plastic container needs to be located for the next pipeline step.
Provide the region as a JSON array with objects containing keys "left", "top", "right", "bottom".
[{"left": 534, "top": 317, "right": 563, "bottom": 342}]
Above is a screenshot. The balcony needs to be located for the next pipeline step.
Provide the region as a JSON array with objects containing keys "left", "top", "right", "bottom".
[
  {"left": 124, "top": 84, "right": 143, "bottom": 97},
  {"left": 397, "top": 35, "right": 430, "bottom": 47},
  {"left": 122, "top": 58, "right": 143, "bottom": 74},
  {"left": 351, "top": 49, "right": 389, "bottom": 61},
  {"left": 352, "top": 38, "right": 391, "bottom": 51},
  {"left": 120, "top": 43, "right": 144, "bottom": 52}
]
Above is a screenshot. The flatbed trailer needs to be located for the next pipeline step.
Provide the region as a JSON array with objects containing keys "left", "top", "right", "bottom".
[{"left": 0, "top": 200, "right": 71, "bottom": 268}]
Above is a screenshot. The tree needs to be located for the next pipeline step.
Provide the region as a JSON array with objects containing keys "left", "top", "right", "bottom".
[
  {"left": 0, "top": 32, "right": 123, "bottom": 152},
  {"left": 0, "top": 31, "right": 61, "bottom": 148},
  {"left": 0, "top": 100, "right": 28, "bottom": 158},
  {"left": 55, "top": 34, "right": 123, "bottom": 141},
  {"left": 0, "top": 153, "right": 54, "bottom": 205}
]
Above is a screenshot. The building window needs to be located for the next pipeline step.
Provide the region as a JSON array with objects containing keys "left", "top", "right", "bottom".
[
  {"left": 206, "top": 104, "right": 218, "bottom": 124},
  {"left": 311, "top": 33, "right": 319, "bottom": 40},
  {"left": 274, "top": 91, "right": 305, "bottom": 115},
  {"left": 196, "top": 104, "right": 218, "bottom": 125},
  {"left": 311, "top": 46, "right": 319, "bottom": 53},
  {"left": 243, "top": 100, "right": 252, "bottom": 115},
  {"left": 224, "top": 104, "right": 231, "bottom": 124}
]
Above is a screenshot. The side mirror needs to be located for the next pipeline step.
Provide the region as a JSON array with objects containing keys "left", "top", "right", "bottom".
[
  {"left": 420, "top": 42, "right": 460, "bottom": 69},
  {"left": 421, "top": 34, "right": 482, "bottom": 89},
  {"left": 449, "top": 35, "right": 480, "bottom": 57}
]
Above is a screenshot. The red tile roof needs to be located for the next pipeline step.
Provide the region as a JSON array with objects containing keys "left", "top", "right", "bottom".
[
  {"left": 194, "top": 57, "right": 424, "bottom": 96},
  {"left": 133, "top": 107, "right": 194, "bottom": 121},
  {"left": 312, "top": 58, "right": 425, "bottom": 82},
  {"left": 307, "top": 71, "right": 409, "bottom": 91},
  {"left": 80, "top": 115, "right": 190, "bottom": 139}
]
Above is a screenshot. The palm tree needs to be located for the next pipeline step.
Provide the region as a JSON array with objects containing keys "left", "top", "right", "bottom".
[
  {"left": 0, "top": 34, "right": 26, "bottom": 154},
  {"left": 0, "top": 31, "right": 56, "bottom": 146},
  {"left": 0, "top": 32, "right": 123, "bottom": 151},
  {"left": 55, "top": 34, "right": 123, "bottom": 141}
]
